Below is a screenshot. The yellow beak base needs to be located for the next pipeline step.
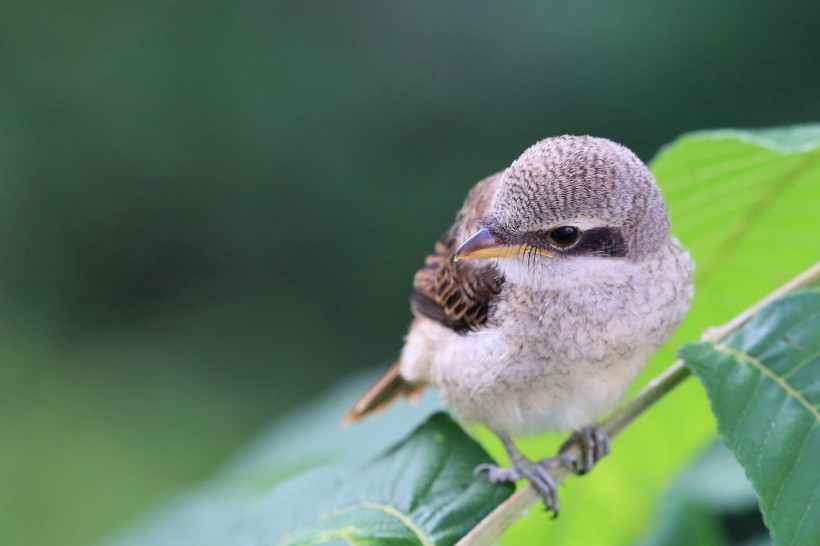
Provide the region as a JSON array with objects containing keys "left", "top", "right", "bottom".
[{"left": 454, "top": 228, "right": 553, "bottom": 261}]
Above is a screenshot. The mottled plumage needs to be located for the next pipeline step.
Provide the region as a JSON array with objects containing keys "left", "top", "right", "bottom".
[
  {"left": 411, "top": 173, "right": 504, "bottom": 333},
  {"left": 345, "top": 135, "right": 693, "bottom": 512}
]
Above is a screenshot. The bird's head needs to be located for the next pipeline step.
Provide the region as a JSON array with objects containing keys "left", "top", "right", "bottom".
[{"left": 455, "top": 136, "right": 671, "bottom": 290}]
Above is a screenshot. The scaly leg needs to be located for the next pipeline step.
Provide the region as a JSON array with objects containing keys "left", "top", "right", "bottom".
[
  {"left": 474, "top": 433, "right": 568, "bottom": 517},
  {"left": 475, "top": 424, "right": 612, "bottom": 516},
  {"left": 558, "top": 424, "right": 610, "bottom": 475}
]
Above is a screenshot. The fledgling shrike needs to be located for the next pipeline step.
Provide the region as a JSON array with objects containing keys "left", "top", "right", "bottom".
[{"left": 346, "top": 135, "right": 693, "bottom": 514}]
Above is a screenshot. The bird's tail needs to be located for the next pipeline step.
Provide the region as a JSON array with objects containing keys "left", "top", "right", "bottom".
[{"left": 343, "top": 360, "right": 426, "bottom": 424}]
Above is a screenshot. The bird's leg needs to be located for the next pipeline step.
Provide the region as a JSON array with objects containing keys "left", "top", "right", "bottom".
[
  {"left": 557, "top": 423, "right": 610, "bottom": 475},
  {"left": 474, "top": 426, "right": 611, "bottom": 515},
  {"left": 474, "top": 433, "right": 563, "bottom": 516}
]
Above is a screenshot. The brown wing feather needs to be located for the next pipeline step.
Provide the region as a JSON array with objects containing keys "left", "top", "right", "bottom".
[
  {"left": 344, "top": 172, "right": 505, "bottom": 424},
  {"left": 411, "top": 172, "right": 504, "bottom": 332}
]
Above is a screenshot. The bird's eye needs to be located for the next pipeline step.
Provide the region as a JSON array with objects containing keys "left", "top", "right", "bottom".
[{"left": 548, "top": 226, "right": 580, "bottom": 246}]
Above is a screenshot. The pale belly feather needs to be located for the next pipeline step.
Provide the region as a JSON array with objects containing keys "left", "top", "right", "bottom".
[{"left": 400, "top": 244, "right": 692, "bottom": 435}]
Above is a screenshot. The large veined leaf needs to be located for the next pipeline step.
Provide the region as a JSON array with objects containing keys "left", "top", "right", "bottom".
[
  {"left": 680, "top": 290, "right": 820, "bottom": 546},
  {"left": 653, "top": 124, "right": 820, "bottom": 315},
  {"left": 106, "top": 412, "right": 512, "bottom": 546}
]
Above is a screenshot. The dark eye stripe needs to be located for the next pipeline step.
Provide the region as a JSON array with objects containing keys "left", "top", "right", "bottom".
[{"left": 568, "top": 227, "right": 628, "bottom": 257}]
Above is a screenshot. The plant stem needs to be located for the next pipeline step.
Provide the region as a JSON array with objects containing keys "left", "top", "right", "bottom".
[{"left": 456, "top": 261, "right": 820, "bottom": 546}]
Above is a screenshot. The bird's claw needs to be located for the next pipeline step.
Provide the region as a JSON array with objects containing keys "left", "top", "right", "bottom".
[
  {"left": 474, "top": 458, "right": 568, "bottom": 517},
  {"left": 558, "top": 424, "right": 610, "bottom": 475},
  {"left": 477, "top": 426, "right": 610, "bottom": 517},
  {"left": 473, "top": 463, "right": 521, "bottom": 483},
  {"left": 519, "top": 460, "right": 561, "bottom": 517}
]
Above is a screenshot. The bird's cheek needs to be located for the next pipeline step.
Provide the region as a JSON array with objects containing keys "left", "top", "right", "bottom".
[{"left": 496, "top": 257, "right": 548, "bottom": 289}]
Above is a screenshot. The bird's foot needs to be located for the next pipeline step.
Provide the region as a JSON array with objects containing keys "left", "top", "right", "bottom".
[
  {"left": 558, "top": 424, "right": 610, "bottom": 475},
  {"left": 475, "top": 456, "right": 569, "bottom": 517},
  {"left": 473, "top": 462, "right": 521, "bottom": 484}
]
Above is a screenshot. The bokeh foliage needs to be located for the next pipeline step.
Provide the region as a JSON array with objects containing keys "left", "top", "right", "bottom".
[{"left": 1, "top": 2, "right": 819, "bottom": 545}]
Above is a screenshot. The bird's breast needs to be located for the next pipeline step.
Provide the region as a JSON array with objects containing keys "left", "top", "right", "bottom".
[{"left": 421, "top": 244, "right": 692, "bottom": 435}]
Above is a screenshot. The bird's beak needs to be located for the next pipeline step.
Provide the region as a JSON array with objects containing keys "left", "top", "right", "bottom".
[{"left": 454, "top": 227, "right": 554, "bottom": 262}]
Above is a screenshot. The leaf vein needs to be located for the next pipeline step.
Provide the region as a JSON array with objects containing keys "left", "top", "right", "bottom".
[
  {"left": 359, "top": 501, "right": 433, "bottom": 546},
  {"left": 696, "top": 149, "right": 820, "bottom": 282},
  {"left": 309, "top": 502, "right": 433, "bottom": 546},
  {"left": 781, "top": 346, "right": 820, "bottom": 381},
  {"left": 407, "top": 439, "right": 451, "bottom": 514},
  {"left": 730, "top": 370, "right": 764, "bottom": 446},
  {"left": 715, "top": 344, "right": 820, "bottom": 421},
  {"left": 756, "top": 310, "right": 820, "bottom": 373},
  {"left": 754, "top": 393, "right": 788, "bottom": 472},
  {"left": 768, "top": 422, "right": 815, "bottom": 541}
]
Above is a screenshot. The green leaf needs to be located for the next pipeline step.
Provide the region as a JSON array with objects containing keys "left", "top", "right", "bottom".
[
  {"left": 653, "top": 123, "right": 820, "bottom": 302},
  {"left": 107, "top": 412, "right": 512, "bottom": 546},
  {"left": 680, "top": 290, "right": 820, "bottom": 546},
  {"left": 278, "top": 413, "right": 513, "bottom": 546}
]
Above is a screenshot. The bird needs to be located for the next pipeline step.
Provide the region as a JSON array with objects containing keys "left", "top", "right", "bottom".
[{"left": 345, "top": 135, "right": 694, "bottom": 514}]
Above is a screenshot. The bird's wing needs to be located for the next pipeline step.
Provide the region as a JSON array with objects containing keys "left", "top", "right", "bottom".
[
  {"left": 411, "top": 172, "right": 505, "bottom": 332},
  {"left": 344, "top": 172, "right": 505, "bottom": 424}
]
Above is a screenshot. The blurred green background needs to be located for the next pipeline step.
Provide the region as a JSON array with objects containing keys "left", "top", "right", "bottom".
[{"left": 1, "top": 2, "right": 818, "bottom": 544}]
